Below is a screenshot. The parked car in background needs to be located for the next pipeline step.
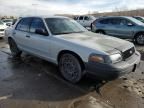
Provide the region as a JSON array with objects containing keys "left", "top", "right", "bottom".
[
  {"left": 74, "top": 15, "right": 96, "bottom": 28},
  {"left": 133, "top": 16, "right": 144, "bottom": 23},
  {"left": 12, "top": 19, "right": 18, "bottom": 25},
  {"left": 91, "top": 16, "right": 144, "bottom": 45},
  {"left": 2, "top": 19, "right": 13, "bottom": 26},
  {"left": 5, "top": 16, "right": 141, "bottom": 83},
  {"left": 0, "top": 20, "right": 7, "bottom": 38}
]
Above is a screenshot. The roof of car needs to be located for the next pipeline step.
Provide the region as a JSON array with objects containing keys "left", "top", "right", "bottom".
[
  {"left": 99, "top": 16, "right": 134, "bottom": 19},
  {"left": 97, "top": 16, "right": 144, "bottom": 25},
  {"left": 21, "top": 15, "right": 69, "bottom": 19},
  {"left": 97, "top": 16, "right": 142, "bottom": 21}
]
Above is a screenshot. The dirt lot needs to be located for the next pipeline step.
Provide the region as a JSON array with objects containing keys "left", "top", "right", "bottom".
[{"left": 0, "top": 38, "right": 144, "bottom": 108}]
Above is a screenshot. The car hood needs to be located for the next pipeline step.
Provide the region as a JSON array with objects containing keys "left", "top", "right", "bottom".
[{"left": 55, "top": 31, "right": 134, "bottom": 52}]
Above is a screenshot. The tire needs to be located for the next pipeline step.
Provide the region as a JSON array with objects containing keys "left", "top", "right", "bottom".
[
  {"left": 58, "top": 53, "right": 82, "bottom": 83},
  {"left": 96, "top": 30, "right": 105, "bottom": 34},
  {"left": 135, "top": 33, "right": 144, "bottom": 45},
  {"left": 8, "top": 38, "right": 22, "bottom": 57},
  {"left": 90, "top": 23, "right": 93, "bottom": 31}
]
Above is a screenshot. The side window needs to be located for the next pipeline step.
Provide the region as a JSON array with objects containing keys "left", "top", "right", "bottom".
[
  {"left": 99, "top": 19, "right": 110, "bottom": 24},
  {"left": 79, "top": 16, "right": 83, "bottom": 20},
  {"left": 110, "top": 18, "right": 121, "bottom": 25},
  {"left": 30, "top": 18, "right": 48, "bottom": 35},
  {"left": 119, "top": 19, "right": 133, "bottom": 26},
  {"left": 16, "top": 18, "right": 31, "bottom": 32},
  {"left": 84, "top": 16, "right": 89, "bottom": 20}
]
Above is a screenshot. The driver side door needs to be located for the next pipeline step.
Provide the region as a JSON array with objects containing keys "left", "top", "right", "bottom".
[
  {"left": 27, "top": 17, "right": 52, "bottom": 60},
  {"left": 115, "top": 18, "right": 135, "bottom": 38}
]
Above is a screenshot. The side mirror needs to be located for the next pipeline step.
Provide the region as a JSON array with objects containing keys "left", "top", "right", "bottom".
[{"left": 35, "top": 28, "right": 48, "bottom": 36}]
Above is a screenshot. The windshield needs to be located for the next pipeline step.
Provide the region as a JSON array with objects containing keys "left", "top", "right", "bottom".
[
  {"left": 45, "top": 18, "right": 87, "bottom": 35},
  {"left": 134, "top": 17, "right": 144, "bottom": 23},
  {"left": 128, "top": 17, "right": 144, "bottom": 25}
]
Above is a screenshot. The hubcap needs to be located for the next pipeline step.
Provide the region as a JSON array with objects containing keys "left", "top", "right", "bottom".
[
  {"left": 9, "top": 41, "right": 17, "bottom": 55},
  {"left": 60, "top": 55, "right": 79, "bottom": 80},
  {"left": 137, "top": 34, "right": 144, "bottom": 44}
]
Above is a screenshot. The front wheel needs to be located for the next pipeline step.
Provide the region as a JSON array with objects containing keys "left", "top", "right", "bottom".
[
  {"left": 135, "top": 33, "right": 144, "bottom": 45},
  {"left": 8, "top": 39, "right": 22, "bottom": 57},
  {"left": 58, "top": 53, "right": 82, "bottom": 83}
]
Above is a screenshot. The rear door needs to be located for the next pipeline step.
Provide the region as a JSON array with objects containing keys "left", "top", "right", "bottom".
[
  {"left": 98, "top": 18, "right": 118, "bottom": 35},
  {"left": 14, "top": 17, "right": 32, "bottom": 51}
]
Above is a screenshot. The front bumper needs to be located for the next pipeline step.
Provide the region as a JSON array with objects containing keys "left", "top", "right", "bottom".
[{"left": 85, "top": 51, "right": 141, "bottom": 80}]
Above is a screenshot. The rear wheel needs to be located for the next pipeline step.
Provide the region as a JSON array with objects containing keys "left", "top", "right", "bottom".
[
  {"left": 58, "top": 53, "right": 82, "bottom": 83},
  {"left": 135, "top": 33, "right": 144, "bottom": 45},
  {"left": 8, "top": 38, "right": 22, "bottom": 57}
]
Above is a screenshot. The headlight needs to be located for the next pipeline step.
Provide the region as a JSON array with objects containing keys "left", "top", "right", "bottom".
[
  {"left": 110, "top": 53, "right": 122, "bottom": 63},
  {"left": 89, "top": 55, "right": 105, "bottom": 63}
]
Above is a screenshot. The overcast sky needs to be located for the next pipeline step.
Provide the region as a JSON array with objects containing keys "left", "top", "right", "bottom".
[{"left": 0, "top": 0, "right": 144, "bottom": 16}]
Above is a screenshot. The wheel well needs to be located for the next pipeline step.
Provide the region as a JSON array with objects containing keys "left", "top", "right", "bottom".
[
  {"left": 90, "top": 23, "right": 92, "bottom": 29},
  {"left": 134, "top": 31, "right": 144, "bottom": 39},
  {"left": 57, "top": 50, "right": 85, "bottom": 70},
  {"left": 96, "top": 29, "right": 105, "bottom": 33},
  {"left": 8, "top": 37, "right": 13, "bottom": 42}
]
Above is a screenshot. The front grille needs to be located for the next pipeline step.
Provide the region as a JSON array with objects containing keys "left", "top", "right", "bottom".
[
  {"left": 122, "top": 47, "right": 135, "bottom": 60},
  {"left": 0, "top": 29, "right": 4, "bottom": 31}
]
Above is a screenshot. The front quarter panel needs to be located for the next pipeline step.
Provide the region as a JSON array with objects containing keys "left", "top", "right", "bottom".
[{"left": 49, "top": 36, "right": 106, "bottom": 64}]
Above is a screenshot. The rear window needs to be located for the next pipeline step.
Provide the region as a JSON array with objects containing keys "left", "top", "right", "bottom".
[
  {"left": 99, "top": 19, "right": 110, "bottom": 24},
  {"left": 110, "top": 18, "right": 121, "bottom": 25},
  {"left": 16, "top": 18, "right": 32, "bottom": 32}
]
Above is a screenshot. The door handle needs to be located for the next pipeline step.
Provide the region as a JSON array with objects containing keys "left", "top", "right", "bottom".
[{"left": 26, "top": 35, "right": 30, "bottom": 38}]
